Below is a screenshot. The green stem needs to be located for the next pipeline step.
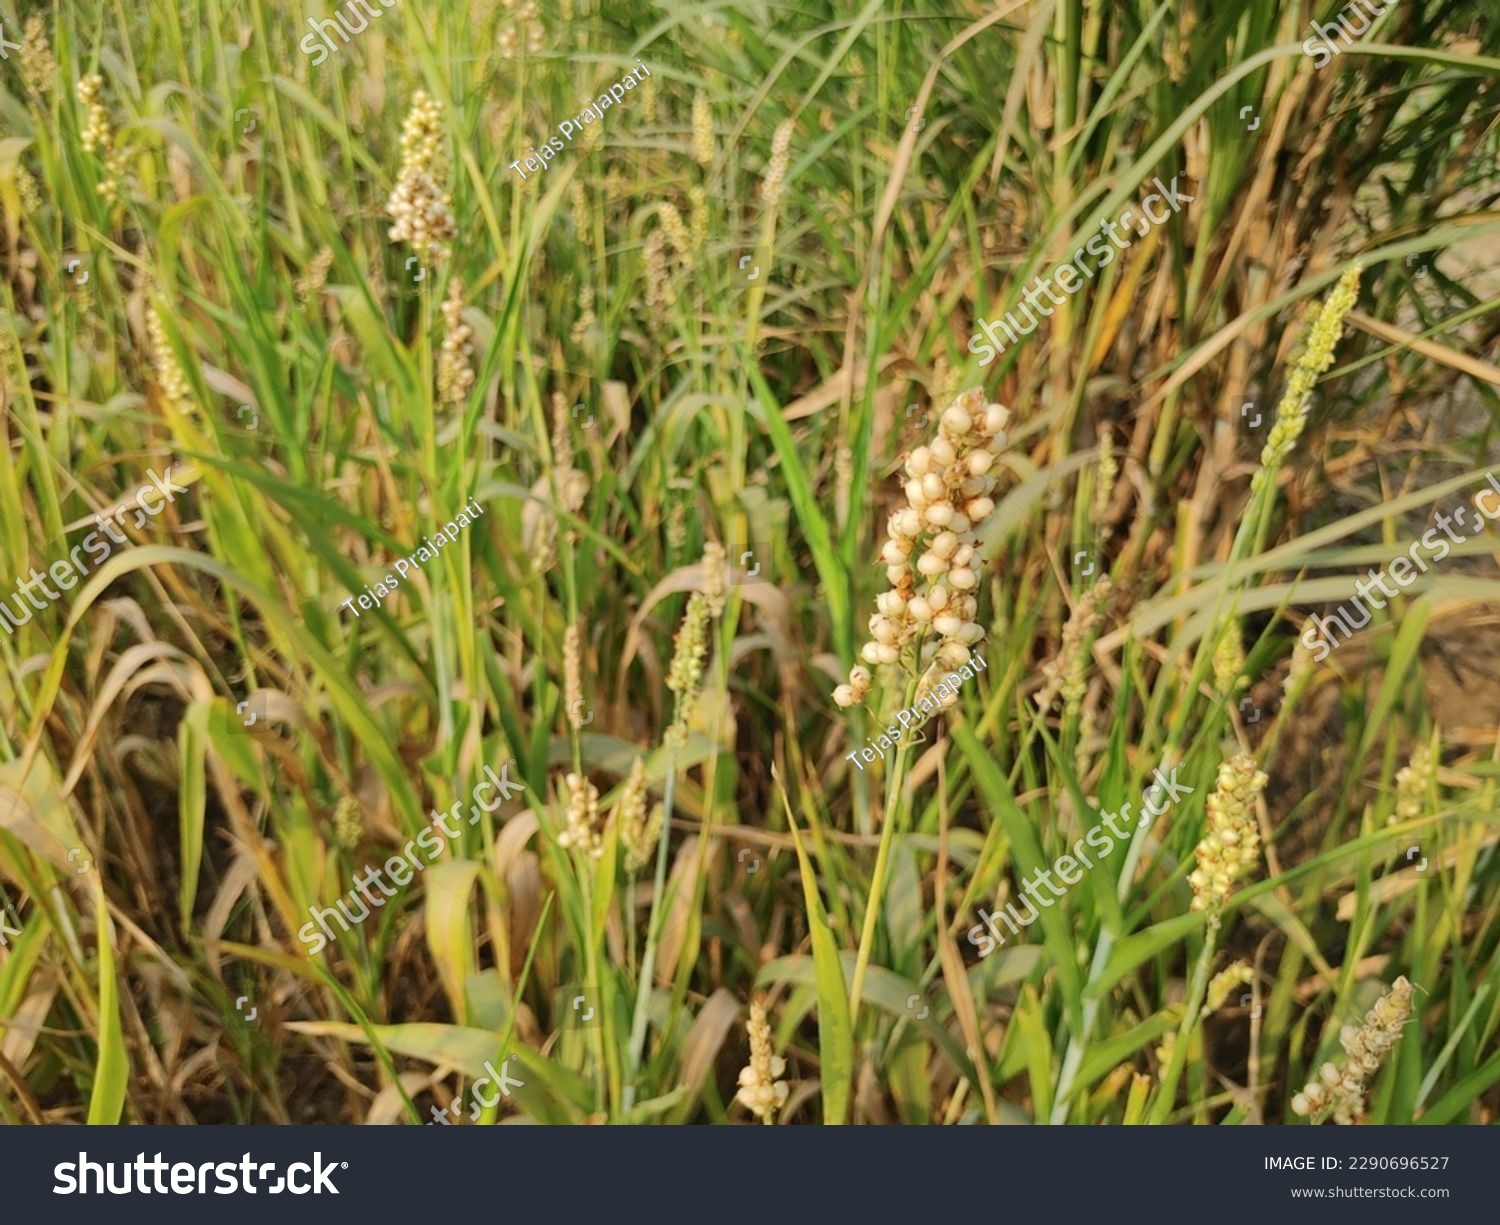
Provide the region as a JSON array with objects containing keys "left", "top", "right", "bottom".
[
  {"left": 1148, "top": 915, "right": 1219, "bottom": 1123},
  {"left": 622, "top": 742, "right": 677, "bottom": 1111},
  {"left": 848, "top": 673, "right": 921, "bottom": 1026}
]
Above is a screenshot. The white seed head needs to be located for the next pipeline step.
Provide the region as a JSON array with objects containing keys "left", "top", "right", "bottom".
[
  {"left": 897, "top": 508, "right": 923, "bottom": 538},
  {"left": 928, "top": 585, "right": 951, "bottom": 611},
  {"left": 941, "top": 406, "right": 972, "bottom": 435},
  {"left": 906, "top": 447, "right": 932, "bottom": 477},
  {"left": 930, "top": 531, "right": 958, "bottom": 559},
  {"left": 935, "top": 642, "right": 968, "bottom": 668},
  {"left": 924, "top": 503, "right": 954, "bottom": 527},
  {"left": 949, "top": 567, "right": 977, "bottom": 590},
  {"left": 876, "top": 643, "right": 899, "bottom": 664},
  {"left": 917, "top": 551, "right": 947, "bottom": 577},
  {"left": 967, "top": 450, "right": 994, "bottom": 476},
  {"left": 861, "top": 642, "right": 883, "bottom": 664},
  {"left": 833, "top": 684, "right": 855, "bottom": 707},
  {"left": 966, "top": 496, "right": 996, "bottom": 520},
  {"left": 908, "top": 595, "right": 934, "bottom": 622},
  {"left": 934, "top": 613, "right": 963, "bottom": 636},
  {"left": 983, "top": 405, "right": 1008, "bottom": 435},
  {"left": 929, "top": 437, "right": 957, "bottom": 466},
  {"left": 921, "top": 473, "right": 945, "bottom": 503}
]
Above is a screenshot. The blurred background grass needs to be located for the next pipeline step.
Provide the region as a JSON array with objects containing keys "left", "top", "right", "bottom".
[{"left": 0, "top": 0, "right": 1498, "bottom": 1124}]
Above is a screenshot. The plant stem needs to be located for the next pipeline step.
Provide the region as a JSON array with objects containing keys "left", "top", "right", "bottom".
[
  {"left": 848, "top": 674, "right": 921, "bottom": 1026},
  {"left": 622, "top": 743, "right": 677, "bottom": 1111},
  {"left": 1148, "top": 916, "right": 1219, "bottom": 1124}
]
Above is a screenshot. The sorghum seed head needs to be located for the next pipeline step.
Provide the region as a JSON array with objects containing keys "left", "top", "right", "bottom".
[
  {"left": 941, "top": 406, "right": 971, "bottom": 435},
  {"left": 735, "top": 1000, "right": 790, "bottom": 1125},
  {"left": 1189, "top": 753, "right": 1268, "bottom": 913}
]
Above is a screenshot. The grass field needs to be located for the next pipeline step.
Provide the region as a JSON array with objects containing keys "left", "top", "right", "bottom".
[{"left": 1, "top": 0, "right": 1499, "bottom": 1126}]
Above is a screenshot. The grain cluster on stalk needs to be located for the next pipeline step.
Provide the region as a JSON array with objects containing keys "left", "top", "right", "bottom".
[
  {"left": 437, "top": 277, "right": 475, "bottom": 405},
  {"left": 644, "top": 229, "right": 675, "bottom": 310},
  {"left": 563, "top": 623, "right": 585, "bottom": 729},
  {"left": 147, "top": 304, "right": 194, "bottom": 415},
  {"left": 734, "top": 999, "right": 788, "bottom": 1124},
  {"left": 385, "top": 91, "right": 456, "bottom": 264},
  {"left": 571, "top": 284, "right": 596, "bottom": 345},
  {"left": 657, "top": 202, "right": 692, "bottom": 269},
  {"left": 1202, "top": 961, "right": 1257, "bottom": 1017},
  {"left": 296, "top": 247, "right": 334, "bottom": 306},
  {"left": 1291, "top": 976, "right": 1414, "bottom": 1124},
  {"left": 21, "top": 18, "right": 56, "bottom": 97},
  {"left": 77, "top": 73, "right": 127, "bottom": 202},
  {"left": 760, "top": 119, "right": 794, "bottom": 206},
  {"left": 1211, "top": 616, "right": 1247, "bottom": 695},
  {"left": 1251, "top": 264, "right": 1361, "bottom": 493},
  {"left": 1036, "top": 577, "right": 1112, "bottom": 717},
  {"left": 523, "top": 395, "right": 589, "bottom": 565},
  {"left": 692, "top": 90, "right": 714, "bottom": 167},
  {"left": 661, "top": 542, "right": 730, "bottom": 746},
  {"left": 834, "top": 388, "right": 1009, "bottom": 710},
  {"left": 1189, "top": 753, "right": 1267, "bottom": 914},
  {"left": 1392, "top": 739, "right": 1436, "bottom": 825},
  {"left": 557, "top": 772, "right": 604, "bottom": 859},
  {"left": 615, "top": 758, "right": 661, "bottom": 874},
  {"left": 1092, "top": 430, "right": 1118, "bottom": 545}
]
